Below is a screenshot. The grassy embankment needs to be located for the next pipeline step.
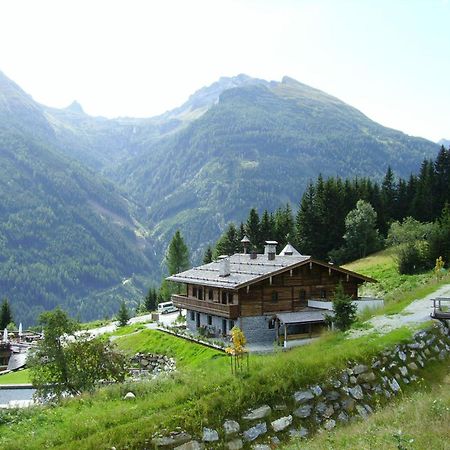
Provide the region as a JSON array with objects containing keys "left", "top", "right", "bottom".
[
  {"left": 344, "top": 247, "right": 450, "bottom": 316},
  {"left": 0, "top": 248, "right": 448, "bottom": 448},
  {"left": 0, "top": 370, "right": 30, "bottom": 385}
]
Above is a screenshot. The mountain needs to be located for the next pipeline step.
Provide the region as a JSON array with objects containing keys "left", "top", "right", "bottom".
[
  {"left": 0, "top": 71, "right": 157, "bottom": 325},
  {"left": 108, "top": 76, "right": 439, "bottom": 259},
  {"left": 438, "top": 138, "right": 450, "bottom": 147},
  {"left": 0, "top": 71, "right": 441, "bottom": 323}
]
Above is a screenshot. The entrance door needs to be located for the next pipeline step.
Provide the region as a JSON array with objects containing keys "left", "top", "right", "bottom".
[
  {"left": 196, "top": 312, "right": 201, "bottom": 327},
  {"left": 222, "top": 319, "right": 227, "bottom": 336}
]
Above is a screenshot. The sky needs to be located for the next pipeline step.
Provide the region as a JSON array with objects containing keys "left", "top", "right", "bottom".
[{"left": 0, "top": 0, "right": 448, "bottom": 142}]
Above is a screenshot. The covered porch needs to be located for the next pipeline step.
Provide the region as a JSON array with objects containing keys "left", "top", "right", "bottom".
[{"left": 275, "top": 309, "right": 332, "bottom": 347}]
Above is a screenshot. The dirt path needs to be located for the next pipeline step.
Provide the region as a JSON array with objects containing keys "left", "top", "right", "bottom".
[{"left": 349, "top": 283, "right": 450, "bottom": 338}]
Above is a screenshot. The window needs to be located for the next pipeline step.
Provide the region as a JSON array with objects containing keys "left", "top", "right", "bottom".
[
  {"left": 268, "top": 318, "right": 276, "bottom": 329},
  {"left": 271, "top": 291, "right": 279, "bottom": 303},
  {"left": 229, "top": 293, "right": 234, "bottom": 304},
  {"left": 222, "top": 319, "right": 227, "bottom": 334},
  {"left": 207, "top": 315, "right": 212, "bottom": 325},
  {"left": 189, "top": 311, "right": 195, "bottom": 321},
  {"left": 222, "top": 291, "right": 228, "bottom": 304},
  {"left": 208, "top": 289, "right": 213, "bottom": 301},
  {"left": 198, "top": 288, "right": 203, "bottom": 300},
  {"left": 192, "top": 287, "right": 197, "bottom": 298},
  {"left": 229, "top": 320, "right": 235, "bottom": 330},
  {"left": 320, "top": 289, "right": 327, "bottom": 299},
  {"left": 299, "top": 290, "right": 306, "bottom": 301}
]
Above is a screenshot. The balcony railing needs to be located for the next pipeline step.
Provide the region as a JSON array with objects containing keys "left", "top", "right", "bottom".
[{"left": 172, "top": 294, "right": 240, "bottom": 319}]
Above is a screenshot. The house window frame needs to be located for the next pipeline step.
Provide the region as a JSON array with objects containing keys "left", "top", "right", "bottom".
[{"left": 207, "top": 315, "right": 212, "bottom": 326}]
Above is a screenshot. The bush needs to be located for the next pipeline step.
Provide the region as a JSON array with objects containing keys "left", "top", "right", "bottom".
[{"left": 397, "top": 243, "right": 429, "bottom": 275}]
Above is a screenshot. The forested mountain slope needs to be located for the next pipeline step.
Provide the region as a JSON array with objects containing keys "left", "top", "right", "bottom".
[
  {"left": 0, "top": 72, "right": 157, "bottom": 325},
  {"left": 110, "top": 76, "right": 438, "bottom": 257}
]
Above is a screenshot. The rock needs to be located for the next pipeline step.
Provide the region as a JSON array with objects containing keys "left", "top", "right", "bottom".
[
  {"left": 389, "top": 378, "right": 401, "bottom": 393},
  {"left": 324, "top": 419, "right": 336, "bottom": 430},
  {"left": 293, "top": 390, "right": 314, "bottom": 403},
  {"left": 175, "top": 441, "right": 203, "bottom": 450},
  {"left": 439, "top": 350, "right": 447, "bottom": 360},
  {"left": 349, "top": 385, "right": 364, "bottom": 400},
  {"left": 358, "top": 371, "right": 376, "bottom": 383},
  {"left": 271, "top": 415, "right": 293, "bottom": 432},
  {"left": 289, "top": 427, "right": 308, "bottom": 438},
  {"left": 408, "top": 362, "right": 418, "bottom": 371},
  {"left": 371, "top": 360, "right": 381, "bottom": 369},
  {"left": 242, "top": 405, "right": 272, "bottom": 420},
  {"left": 399, "top": 366, "right": 408, "bottom": 377},
  {"left": 271, "top": 436, "right": 281, "bottom": 445},
  {"left": 294, "top": 404, "right": 312, "bottom": 418},
  {"left": 252, "top": 445, "right": 271, "bottom": 450},
  {"left": 353, "top": 364, "right": 368, "bottom": 375},
  {"left": 123, "top": 392, "right": 136, "bottom": 400},
  {"left": 398, "top": 351, "right": 407, "bottom": 361},
  {"left": 223, "top": 420, "right": 240, "bottom": 435},
  {"left": 243, "top": 422, "right": 267, "bottom": 442},
  {"left": 202, "top": 428, "right": 219, "bottom": 442},
  {"left": 337, "top": 411, "right": 349, "bottom": 422},
  {"left": 326, "top": 391, "right": 340, "bottom": 401},
  {"left": 152, "top": 433, "right": 192, "bottom": 447},
  {"left": 364, "top": 404, "right": 373, "bottom": 414},
  {"left": 227, "top": 438, "right": 243, "bottom": 450},
  {"left": 349, "top": 376, "right": 357, "bottom": 384},
  {"left": 331, "top": 379, "right": 341, "bottom": 388},
  {"left": 315, "top": 402, "right": 327, "bottom": 415},
  {"left": 312, "top": 385, "right": 323, "bottom": 396},
  {"left": 342, "top": 398, "right": 356, "bottom": 412},
  {"left": 356, "top": 404, "right": 369, "bottom": 419},
  {"left": 340, "top": 372, "right": 349, "bottom": 385}
]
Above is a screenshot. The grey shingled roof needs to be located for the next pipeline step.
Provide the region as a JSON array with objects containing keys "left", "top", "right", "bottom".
[{"left": 167, "top": 253, "right": 311, "bottom": 289}]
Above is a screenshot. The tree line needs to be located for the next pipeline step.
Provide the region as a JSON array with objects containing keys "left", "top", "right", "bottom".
[{"left": 206, "top": 146, "right": 450, "bottom": 271}]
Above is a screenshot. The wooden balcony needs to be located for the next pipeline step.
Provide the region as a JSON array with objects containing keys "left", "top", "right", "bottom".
[{"left": 172, "top": 294, "right": 240, "bottom": 319}]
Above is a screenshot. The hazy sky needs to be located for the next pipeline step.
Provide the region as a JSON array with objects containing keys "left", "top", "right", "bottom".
[{"left": 0, "top": 0, "right": 448, "bottom": 142}]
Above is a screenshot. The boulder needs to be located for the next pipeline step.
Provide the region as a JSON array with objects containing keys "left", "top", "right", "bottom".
[
  {"left": 348, "top": 385, "right": 364, "bottom": 400},
  {"left": 253, "top": 445, "right": 271, "bottom": 450},
  {"left": 407, "top": 362, "right": 418, "bottom": 371},
  {"left": 152, "top": 433, "right": 192, "bottom": 447},
  {"left": 223, "top": 420, "right": 240, "bottom": 435},
  {"left": 293, "top": 390, "right": 314, "bottom": 403},
  {"left": 202, "top": 428, "right": 219, "bottom": 442},
  {"left": 294, "top": 404, "right": 312, "bottom": 418},
  {"left": 356, "top": 404, "right": 369, "bottom": 419},
  {"left": 399, "top": 366, "right": 408, "bottom": 377},
  {"left": 353, "top": 364, "right": 368, "bottom": 375},
  {"left": 242, "top": 405, "right": 271, "bottom": 420},
  {"left": 311, "top": 385, "right": 323, "bottom": 396},
  {"left": 389, "top": 378, "right": 401, "bottom": 393},
  {"left": 337, "top": 411, "right": 349, "bottom": 422},
  {"left": 398, "top": 351, "right": 407, "bottom": 361},
  {"left": 326, "top": 391, "right": 340, "bottom": 401},
  {"left": 324, "top": 419, "right": 336, "bottom": 430},
  {"left": 358, "top": 371, "right": 376, "bottom": 383},
  {"left": 243, "top": 422, "right": 267, "bottom": 442},
  {"left": 342, "top": 398, "right": 355, "bottom": 412},
  {"left": 271, "top": 415, "right": 293, "bottom": 432}
]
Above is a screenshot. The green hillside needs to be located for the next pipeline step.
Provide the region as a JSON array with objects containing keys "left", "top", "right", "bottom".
[
  {"left": 110, "top": 76, "right": 438, "bottom": 257},
  {"left": 0, "top": 73, "right": 158, "bottom": 325}
]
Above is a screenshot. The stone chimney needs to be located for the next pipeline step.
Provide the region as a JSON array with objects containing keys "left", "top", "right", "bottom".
[
  {"left": 241, "top": 235, "right": 250, "bottom": 254},
  {"left": 218, "top": 255, "right": 231, "bottom": 277},
  {"left": 264, "top": 241, "right": 278, "bottom": 261}
]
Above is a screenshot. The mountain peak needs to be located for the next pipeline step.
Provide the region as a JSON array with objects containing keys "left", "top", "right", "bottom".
[{"left": 65, "top": 100, "right": 85, "bottom": 114}]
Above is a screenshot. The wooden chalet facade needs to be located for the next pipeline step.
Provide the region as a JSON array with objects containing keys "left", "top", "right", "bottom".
[{"left": 168, "top": 242, "right": 375, "bottom": 345}]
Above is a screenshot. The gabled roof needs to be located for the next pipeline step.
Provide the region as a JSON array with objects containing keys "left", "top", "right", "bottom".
[
  {"left": 166, "top": 253, "right": 376, "bottom": 289},
  {"left": 279, "top": 243, "right": 302, "bottom": 256}
]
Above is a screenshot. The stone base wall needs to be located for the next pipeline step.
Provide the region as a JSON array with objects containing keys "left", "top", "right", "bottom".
[
  {"left": 238, "top": 316, "right": 277, "bottom": 344},
  {"left": 185, "top": 309, "right": 235, "bottom": 338},
  {"left": 152, "top": 322, "right": 450, "bottom": 449}
]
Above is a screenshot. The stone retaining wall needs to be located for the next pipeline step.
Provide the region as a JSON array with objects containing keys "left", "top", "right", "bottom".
[{"left": 151, "top": 322, "right": 450, "bottom": 449}]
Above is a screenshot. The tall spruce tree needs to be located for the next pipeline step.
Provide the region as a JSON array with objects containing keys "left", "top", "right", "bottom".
[
  {"left": 0, "top": 298, "right": 13, "bottom": 330},
  {"left": 166, "top": 230, "right": 190, "bottom": 275},
  {"left": 246, "top": 208, "right": 261, "bottom": 251},
  {"left": 203, "top": 245, "right": 213, "bottom": 264}
]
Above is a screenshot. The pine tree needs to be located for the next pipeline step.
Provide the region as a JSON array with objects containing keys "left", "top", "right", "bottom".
[
  {"left": 260, "top": 210, "right": 274, "bottom": 247},
  {"left": 330, "top": 283, "right": 357, "bottom": 331},
  {"left": 203, "top": 245, "right": 213, "bottom": 264},
  {"left": 214, "top": 223, "right": 240, "bottom": 257},
  {"left": 380, "top": 166, "right": 397, "bottom": 235},
  {"left": 0, "top": 298, "right": 13, "bottom": 330},
  {"left": 165, "top": 230, "right": 190, "bottom": 275},
  {"left": 246, "top": 208, "right": 261, "bottom": 250},
  {"left": 117, "top": 301, "right": 130, "bottom": 327},
  {"left": 144, "top": 287, "right": 158, "bottom": 312}
]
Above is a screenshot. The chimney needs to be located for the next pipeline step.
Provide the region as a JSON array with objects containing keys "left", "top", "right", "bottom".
[
  {"left": 241, "top": 235, "right": 250, "bottom": 254},
  {"left": 264, "top": 240, "right": 278, "bottom": 261},
  {"left": 218, "top": 255, "right": 231, "bottom": 277}
]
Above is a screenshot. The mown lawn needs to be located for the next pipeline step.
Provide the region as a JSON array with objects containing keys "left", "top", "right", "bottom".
[{"left": 0, "top": 369, "right": 31, "bottom": 385}]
